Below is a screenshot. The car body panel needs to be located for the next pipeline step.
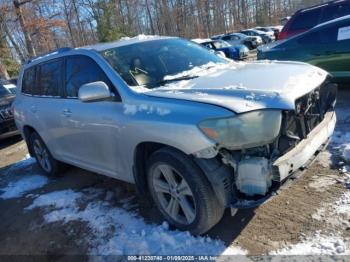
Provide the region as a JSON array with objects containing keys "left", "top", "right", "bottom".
[
  {"left": 15, "top": 60, "right": 233, "bottom": 182},
  {"left": 13, "top": 36, "right": 331, "bottom": 186},
  {"left": 279, "top": 0, "right": 350, "bottom": 40},
  {"left": 258, "top": 15, "right": 350, "bottom": 83},
  {"left": 142, "top": 61, "right": 328, "bottom": 113}
]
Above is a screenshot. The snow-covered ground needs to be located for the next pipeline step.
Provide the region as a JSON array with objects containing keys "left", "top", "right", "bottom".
[
  {"left": 0, "top": 157, "right": 246, "bottom": 256},
  {"left": 25, "top": 187, "right": 246, "bottom": 255},
  {"left": 0, "top": 174, "right": 48, "bottom": 199},
  {"left": 272, "top": 123, "right": 350, "bottom": 255},
  {"left": 272, "top": 190, "right": 350, "bottom": 255}
]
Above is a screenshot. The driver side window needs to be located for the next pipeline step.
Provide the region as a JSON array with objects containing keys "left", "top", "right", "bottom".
[{"left": 65, "top": 55, "right": 120, "bottom": 100}]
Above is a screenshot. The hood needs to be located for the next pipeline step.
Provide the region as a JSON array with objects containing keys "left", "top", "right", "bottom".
[
  {"left": 140, "top": 61, "right": 328, "bottom": 113},
  {"left": 0, "top": 95, "right": 15, "bottom": 107}
]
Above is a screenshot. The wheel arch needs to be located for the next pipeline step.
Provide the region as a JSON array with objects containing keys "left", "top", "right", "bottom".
[
  {"left": 132, "top": 141, "right": 233, "bottom": 207},
  {"left": 22, "top": 125, "right": 37, "bottom": 156},
  {"left": 133, "top": 142, "right": 182, "bottom": 198}
]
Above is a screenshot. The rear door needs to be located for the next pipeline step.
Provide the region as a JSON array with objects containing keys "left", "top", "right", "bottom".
[
  {"left": 318, "top": 20, "right": 350, "bottom": 80},
  {"left": 31, "top": 58, "right": 66, "bottom": 158},
  {"left": 297, "top": 19, "right": 350, "bottom": 79}
]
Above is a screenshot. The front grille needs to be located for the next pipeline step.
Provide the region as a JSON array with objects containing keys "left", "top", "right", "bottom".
[
  {"left": 0, "top": 107, "right": 13, "bottom": 120},
  {"left": 278, "top": 81, "right": 337, "bottom": 155}
]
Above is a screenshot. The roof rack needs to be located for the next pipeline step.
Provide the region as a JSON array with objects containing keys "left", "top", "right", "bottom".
[{"left": 25, "top": 47, "right": 72, "bottom": 64}]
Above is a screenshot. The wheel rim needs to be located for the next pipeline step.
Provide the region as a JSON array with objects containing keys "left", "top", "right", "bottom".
[
  {"left": 33, "top": 139, "right": 52, "bottom": 172},
  {"left": 152, "top": 164, "right": 196, "bottom": 225}
]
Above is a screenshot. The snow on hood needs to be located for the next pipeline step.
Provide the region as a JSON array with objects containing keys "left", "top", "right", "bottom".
[{"left": 135, "top": 61, "right": 328, "bottom": 113}]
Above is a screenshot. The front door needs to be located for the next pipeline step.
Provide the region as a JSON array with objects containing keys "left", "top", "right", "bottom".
[{"left": 59, "top": 55, "right": 124, "bottom": 178}]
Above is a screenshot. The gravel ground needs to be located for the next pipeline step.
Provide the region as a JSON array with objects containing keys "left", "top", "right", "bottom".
[{"left": 0, "top": 88, "right": 349, "bottom": 256}]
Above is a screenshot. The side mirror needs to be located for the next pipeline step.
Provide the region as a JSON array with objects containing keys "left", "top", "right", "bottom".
[{"left": 78, "top": 81, "right": 112, "bottom": 102}]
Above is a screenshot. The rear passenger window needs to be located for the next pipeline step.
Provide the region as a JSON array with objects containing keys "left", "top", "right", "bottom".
[
  {"left": 37, "top": 59, "right": 63, "bottom": 97},
  {"left": 289, "top": 8, "right": 322, "bottom": 31},
  {"left": 22, "top": 67, "right": 35, "bottom": 94},
  {"left": 321, "top": 3, "right": 350, "bottom": 22},
  {"left": 65, "top": 56, "right": 113, "bottom": 98}
]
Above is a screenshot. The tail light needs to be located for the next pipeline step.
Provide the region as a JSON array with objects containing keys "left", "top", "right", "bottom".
[{"left": 278, "top": 31, "right": 287, "bottom": 40}]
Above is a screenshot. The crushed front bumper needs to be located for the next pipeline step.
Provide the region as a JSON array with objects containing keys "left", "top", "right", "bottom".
[
  {"left": 231, "top": 110, "right": 336, "bottom": 209},
  {"left": 273, "top": 110, "right": 336, "bottom": 182}
]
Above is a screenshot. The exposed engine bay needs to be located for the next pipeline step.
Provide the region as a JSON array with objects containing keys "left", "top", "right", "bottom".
[{"left": 196, "top": 81, "right": 338, "bottom": 207}]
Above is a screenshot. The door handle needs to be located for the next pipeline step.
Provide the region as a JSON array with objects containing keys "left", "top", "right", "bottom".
[{"left": 62, "top": 109, "right": 72, "bottom": 117}]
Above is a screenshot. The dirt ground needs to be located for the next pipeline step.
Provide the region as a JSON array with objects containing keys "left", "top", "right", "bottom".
[{"left": 0, "top": 89, "right": 349, "bottom": 256}]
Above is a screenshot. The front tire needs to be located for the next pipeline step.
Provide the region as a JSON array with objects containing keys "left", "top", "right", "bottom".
[
  {"left": 146, "top": 147, "right": 224, "bottom": 235},
  {"left": 29, "top": 132, "right": 64, "bottom": 176}
]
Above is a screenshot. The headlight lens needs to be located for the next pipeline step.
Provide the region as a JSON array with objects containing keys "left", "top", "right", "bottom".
[{"left": 198, "top": 110, "right": 282, "bottom": 149}]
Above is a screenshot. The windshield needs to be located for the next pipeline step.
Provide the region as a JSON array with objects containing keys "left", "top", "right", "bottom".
[
  {"left": 100, "top": 38, "right": 227, "bottom": 88},
  {"left": 0, "top": 85, "right": 12, "bottom": 97},
  {"left": 212, "top": 41, "right": 230, "bottom": 48}
]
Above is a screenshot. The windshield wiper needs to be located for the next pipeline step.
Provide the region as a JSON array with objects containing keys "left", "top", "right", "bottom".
[{"left": 156, "top": 75, "right": 199, "bottom": 86}]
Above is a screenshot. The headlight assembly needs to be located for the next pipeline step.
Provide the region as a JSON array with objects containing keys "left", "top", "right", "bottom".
[{"left": 198, "top": 110, "right": 282, "bottom": 149}]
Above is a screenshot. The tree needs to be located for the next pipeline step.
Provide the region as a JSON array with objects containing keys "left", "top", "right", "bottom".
[{"left": 13, "top": 0, "right": 36, "bottom": 57}]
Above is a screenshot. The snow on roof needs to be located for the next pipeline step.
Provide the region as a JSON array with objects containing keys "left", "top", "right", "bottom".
[
  {"left": 191, "top": 38, "right": 212, "bottom": 44},
  {"left": 84, "top": 35, "right": 176, "bottom": 51}
]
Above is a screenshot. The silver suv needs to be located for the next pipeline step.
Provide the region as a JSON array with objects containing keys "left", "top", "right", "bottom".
[{"left": 14, "top": 36, "right": 337, "bottom": 234}]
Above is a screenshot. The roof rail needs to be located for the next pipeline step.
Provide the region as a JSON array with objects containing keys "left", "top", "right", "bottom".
[{"left": 25, "top": 47, "right": 73, "bottom": 64}]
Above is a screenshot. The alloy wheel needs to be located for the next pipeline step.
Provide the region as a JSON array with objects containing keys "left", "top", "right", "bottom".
[
  {"left": 151, "top": 164, "right": 196, "bottom": 225},
  {"left": 33, "top": 139, "right": 52, "bottom": 172}
]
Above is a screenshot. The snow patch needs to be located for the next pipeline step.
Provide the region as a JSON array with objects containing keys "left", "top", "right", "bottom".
[
  {"left": 343, "top": 145, "right": 350, "bottom": 163},
  {"left": 123, "top": 103, "right": 171, "bottom": 116},
  {"left": 308, "top": 174, "right": 338, "bottom": 191},
  {"left": 27, "top": 188, "right": 246, "bottom": 255},
  {"left": 334, "top": 191, "right": 350, "bottom": 215},
  {"left": 271, "top": 232, "right": 349, "bottom": 255},
  {"left": 120, "top": 34, "right": 160, "bottom": 42},
  {"left": 316, "top": 150, "right": 332, "bottom": 168},
  {"left": 0, "top": 175, "right": 48, "bottom": 199}
]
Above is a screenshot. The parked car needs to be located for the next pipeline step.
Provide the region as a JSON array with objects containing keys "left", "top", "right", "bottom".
[
  {"left": 279, "top": 0, "right": 350, "bottom": 40},
  {"left": 258, "top": 15, "right": 350, "bottom": 83},
  {"left": 213, "top": 33, "right": 262, "bottom": 50},
  {"left": 14, "top": 36, "right": 337, "bottom": 235},
  {"left": 192, "top": 39, "right": 249, "bottom": 60},
  {"left": 254, "top": 27, "right": 276, "bottom": 40},
  {"left": 1, "top": 79, "right": 16, "bottom": 94},
  {"left": 280, "top": 16, "right": 290, "bottom": 26},
  {"left": 268, "top": 25, "right": 284, "bottom": 39},
  {"left": 0, "top": 82, "right": 19, "bottom": 139},
  {"left": 240, "top": 29, "right": 274, "bottom": 44}
]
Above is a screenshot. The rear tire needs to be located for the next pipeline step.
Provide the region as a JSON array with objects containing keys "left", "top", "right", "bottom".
[
  {"left": 29, "top": 132, "right": 64, "bottom": 176},
  {"left": 146, "top": 147, "right": 224, "bottom": 235}
]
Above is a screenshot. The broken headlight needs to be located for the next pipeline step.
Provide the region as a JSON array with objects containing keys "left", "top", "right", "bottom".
[{"left": 198, "top": 110, "right": 282, "bottom": 149}]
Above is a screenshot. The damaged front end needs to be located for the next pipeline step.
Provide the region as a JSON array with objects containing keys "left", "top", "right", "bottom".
[{"left": 194, "top": 81, "right": 337, "bottom": 211}]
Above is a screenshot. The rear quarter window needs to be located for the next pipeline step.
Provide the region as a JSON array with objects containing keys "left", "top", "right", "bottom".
[
  {"left": 22, "top": 67, "right": 35, "bottom": 94},
  {"left": 321, "top": 2, "right": 350, "bottom": 22},
  {"left": 289, "top": 8, "right": 322, "bottom": 31}
]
